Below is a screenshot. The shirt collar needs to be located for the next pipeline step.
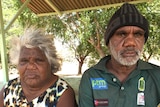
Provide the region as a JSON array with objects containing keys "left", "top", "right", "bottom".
[{"left": 93, "top": 55, "right": 155, "bottom": 73}]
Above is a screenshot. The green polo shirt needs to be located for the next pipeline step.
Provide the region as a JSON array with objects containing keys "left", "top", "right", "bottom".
[{"left": 79, "top": 56, "right": 160, "bottom": 107}]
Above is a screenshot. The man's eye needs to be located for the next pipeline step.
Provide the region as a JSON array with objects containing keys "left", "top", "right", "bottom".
[
  {"left": 134, "top": 32, "right": 144, "bottom": 37},
  {"left": 116, "top": 32, "right": 127, "bottom": 37}
]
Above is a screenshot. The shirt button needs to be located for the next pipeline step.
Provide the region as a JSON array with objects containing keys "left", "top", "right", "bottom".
[
  {"left": 113, "top": 78, "right": 117, "bottom": 82},
  {"left": 121, "top": 86, "right": 124, "bottom": 90}
]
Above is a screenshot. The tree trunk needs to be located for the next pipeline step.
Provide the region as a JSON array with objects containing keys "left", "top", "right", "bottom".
[
  {"left": 77, "top": 57, "right": 85, "bottom": 75},
  {"left": 78, "top": 62, "right": 83, "bottom": 75}
]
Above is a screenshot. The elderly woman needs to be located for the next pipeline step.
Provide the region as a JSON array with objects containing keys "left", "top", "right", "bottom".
[{"left": 0, "top": 27, "right": 77, "bottom": 107}]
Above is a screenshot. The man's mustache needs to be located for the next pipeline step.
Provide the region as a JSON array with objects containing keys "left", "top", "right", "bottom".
[{"left": 120, "top": 47, "right": 140, "bottom": 55}]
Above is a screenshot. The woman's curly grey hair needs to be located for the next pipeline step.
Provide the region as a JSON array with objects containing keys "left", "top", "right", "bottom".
[{"left": 9, "top": 26, "right": 62, "bottom": 73}]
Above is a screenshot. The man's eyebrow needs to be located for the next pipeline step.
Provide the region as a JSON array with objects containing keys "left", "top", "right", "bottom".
[
  {"left": 134, "top": 30, "right": 146, "bottom": 34},
  {"left": 114, "top": 30, "right": 126, "bottom": 33}
]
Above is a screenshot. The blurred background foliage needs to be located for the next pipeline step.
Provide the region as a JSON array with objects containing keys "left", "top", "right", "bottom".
[{"left": 1, "top": 0, "right": 160, "bottom": 74}]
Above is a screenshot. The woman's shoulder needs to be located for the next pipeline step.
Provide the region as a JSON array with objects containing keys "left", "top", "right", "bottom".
[
  {"left": 54, "top": 77, "right": 71, "bottom": 90},
  {"left": 57, "top": 78, "right": 69, "bottom": 85},
  {"left": 47, "top": 77, "right": 70, "bottom": 92},
  {"left": 4, "top": 78, "right": 20, "bottom": 89}
]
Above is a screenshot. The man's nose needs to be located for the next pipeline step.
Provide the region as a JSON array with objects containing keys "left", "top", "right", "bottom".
[{"left": 123, "top": 34, "right": 136, "bottom": 47}]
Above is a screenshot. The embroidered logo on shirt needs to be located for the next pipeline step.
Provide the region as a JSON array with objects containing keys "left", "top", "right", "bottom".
[
  {"left": 90, "top": 78, "right": 108, "bottom": 90},
  {"left": 94, "top": 99, "right": 109, "bottom": 107},
  {"left": 138, "top": 77, "right": 145, "bottom": 91}
]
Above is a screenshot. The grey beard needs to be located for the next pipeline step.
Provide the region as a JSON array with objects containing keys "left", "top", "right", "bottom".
[{"left": 109, "top": 43, "right": 142, "bottom": 66}]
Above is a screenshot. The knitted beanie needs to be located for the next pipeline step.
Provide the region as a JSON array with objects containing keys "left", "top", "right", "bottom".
[{"left": 104, "top": 2, "right": 149, "bottom": 45}]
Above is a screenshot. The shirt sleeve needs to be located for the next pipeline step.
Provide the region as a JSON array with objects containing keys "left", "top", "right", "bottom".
[{"left": 78, "top": 71, "right": 95, "bottom": 107}]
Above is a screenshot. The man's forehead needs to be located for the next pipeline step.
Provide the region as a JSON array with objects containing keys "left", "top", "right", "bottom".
[{"left": 116, "top": 26, "right": 144, "bottom": 32}]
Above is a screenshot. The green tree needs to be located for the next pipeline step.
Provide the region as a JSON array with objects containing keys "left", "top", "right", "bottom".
[
  {"left": 12, "top": 0, "right": 160, "bottom": 74},
  {"left": 139, "top": 0, "right": 160, "bottom": 61},
  {"left": 1, "top": 0, "right": 23, "bottom": 65}
]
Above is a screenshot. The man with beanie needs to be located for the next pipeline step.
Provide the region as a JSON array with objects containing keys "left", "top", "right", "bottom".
[{"left": 78, "top": 2, "right": 160, "bottom": 107}]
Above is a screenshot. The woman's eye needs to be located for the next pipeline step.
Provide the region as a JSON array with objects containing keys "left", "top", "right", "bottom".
[
  {"left": 20, "top": 59, "right": 28, "bottom": 62},
  {"left": 19, "top": 59, "right": 28, "bottom": 65},
  {"left": 36, "top": 58, "right": 44, "bottom": 62}
]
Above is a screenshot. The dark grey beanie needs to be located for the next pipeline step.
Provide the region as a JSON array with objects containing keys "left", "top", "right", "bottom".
[{"left": 104, "top": 2, "right": 149, "bottom": 45}]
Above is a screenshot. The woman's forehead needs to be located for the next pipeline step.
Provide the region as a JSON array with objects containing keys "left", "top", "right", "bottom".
[{"left": 20, "top": 46, "right": 45, "bottom": 57}]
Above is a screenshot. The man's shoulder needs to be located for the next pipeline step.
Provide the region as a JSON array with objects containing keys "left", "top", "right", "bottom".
[
  {"left": 89, "top": 56, "right": 110, "bottom": 71},
  {"left": 142, "top": 61, "right": 160, "bottom": 76},
  {"left": 146, "top": 62, "right": 160, "bottom": 71},
  {"left": 138, "top": 59, "right": 160, "bottom": 70}
]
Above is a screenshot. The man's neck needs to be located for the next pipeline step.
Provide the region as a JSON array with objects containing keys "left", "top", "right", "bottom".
[{"left": 106, "top": 58, "right": 137, "bottom": 83}]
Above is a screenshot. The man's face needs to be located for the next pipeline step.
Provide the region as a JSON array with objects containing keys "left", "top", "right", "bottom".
[{"left": 108, "top": 26, "right": 145, "bottom": 66}]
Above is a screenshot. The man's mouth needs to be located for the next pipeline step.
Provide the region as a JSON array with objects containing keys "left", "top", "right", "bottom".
[{"left": 121, "top": 50, "right": 137, "bottom": 57}]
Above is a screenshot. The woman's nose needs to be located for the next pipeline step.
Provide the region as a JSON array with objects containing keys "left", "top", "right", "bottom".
[{"left": 27, "top": 61, "right": 36, "bottom": 69}]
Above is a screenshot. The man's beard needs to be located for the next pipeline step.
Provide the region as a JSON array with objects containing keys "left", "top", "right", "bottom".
[{"left": 109, "top": 42, "right": 142, "bottom": 66}]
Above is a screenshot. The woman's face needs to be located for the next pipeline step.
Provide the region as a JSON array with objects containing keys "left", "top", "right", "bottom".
[{"left": 18, "top": 47, "right": 52, "bottom": 87}]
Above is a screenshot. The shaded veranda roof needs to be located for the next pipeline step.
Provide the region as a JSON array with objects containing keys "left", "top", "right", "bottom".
[{"left": 21, "top": 0, "right": 151, "bottom": 16}]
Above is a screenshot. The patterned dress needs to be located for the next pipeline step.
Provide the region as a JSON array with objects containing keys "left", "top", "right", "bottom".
[{"left": 3, "top": 77, "right": 69, "bottom": 107}]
